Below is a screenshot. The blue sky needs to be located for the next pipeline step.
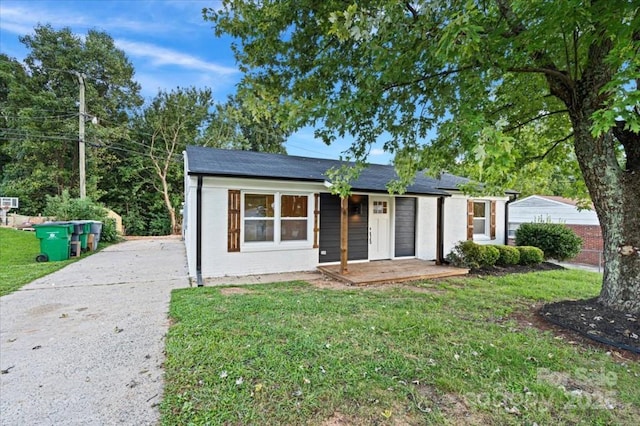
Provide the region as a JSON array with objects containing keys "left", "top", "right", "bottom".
[{"left": 0, "top": 0, "right": 392, "bottom": 163}]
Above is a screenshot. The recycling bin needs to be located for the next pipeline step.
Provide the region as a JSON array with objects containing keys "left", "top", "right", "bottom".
[
  {"left": 70, "top": 220, "right": 92, "bottom": 251},
  {"left": 34, "top": 223, "right": 74, "bottom": 262}
]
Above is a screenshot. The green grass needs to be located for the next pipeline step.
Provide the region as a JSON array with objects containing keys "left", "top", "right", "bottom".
[
  {"left": 0, "top": 227, "right": 101, "bottom": 296},
  {"left": 162, "top": 270, "right": 639, "bottom": 425}
]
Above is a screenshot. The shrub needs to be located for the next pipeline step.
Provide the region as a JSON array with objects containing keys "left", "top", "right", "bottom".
[
  {"left": 515, "top": 222, "right": 582, "bottom": 260},
  {"left": 446, "top": 240, "right": 499, "bottom": 268},
  {"left": 100, "top": 218, "right": 119, "bottom": 243},
  {"left": 481, "top": 245, "right": 500, "bottom": 267},
  {"left": 495, "top": 245, "right": 520, "bottom": 266},
  {"left": 517, "top": 246, "right": 544, "bottom": 265},
  {"left": 44, "top": 190, "right": 105, "bottom": 221},
  {"left": 43, "top": 190, "right": 120, "bottom": 243}
]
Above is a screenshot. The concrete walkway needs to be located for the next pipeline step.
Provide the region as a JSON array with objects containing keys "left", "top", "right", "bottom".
[{"left": 0, "top": 237, "right": 189, "bottom": 425}]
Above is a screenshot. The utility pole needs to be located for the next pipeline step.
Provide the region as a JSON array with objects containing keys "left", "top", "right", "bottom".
[{"left": 73, "top": 71, "right": 87, "bottom": 199}]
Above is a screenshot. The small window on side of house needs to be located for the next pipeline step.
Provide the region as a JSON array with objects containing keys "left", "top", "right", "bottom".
[{"left": 473, "top": 201, "right": 488, "bottom": 235}]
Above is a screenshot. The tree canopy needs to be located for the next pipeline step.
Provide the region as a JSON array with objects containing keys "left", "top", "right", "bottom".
[
  {"left": 205, "top": 0, "right": 640, "bottom": 313},
  {"left": 0, "top": 24, "right": 288, "bottom": 235},
  {"left": 0, "top": 25, "right": 142, "bottom": 213}
]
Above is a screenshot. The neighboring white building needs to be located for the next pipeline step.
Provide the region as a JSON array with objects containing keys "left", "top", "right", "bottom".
[
  {"left": 183, "top": 146, "right": 511, "bottom": 284},
  {"left": 508, "top": 195, "right": 602, "bottom": 265}
]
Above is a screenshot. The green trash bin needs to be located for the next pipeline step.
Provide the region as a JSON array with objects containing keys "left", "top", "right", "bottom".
[{"left": 34, "top": 223, "right": 74, "bottom": 262}]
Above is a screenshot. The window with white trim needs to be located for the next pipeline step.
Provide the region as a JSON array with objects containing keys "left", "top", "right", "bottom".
[
  {"left": 244, "top": 194, "right": 275, "bottom": 242},
  {"left": 280, "top": 195, "right": 308, "bottom": 241},
  {"left": 473, "top": 201, "right": 488, "bottom": 235},
  {"left": 243, "top": 192, "right": 309, "bottom": 244}
]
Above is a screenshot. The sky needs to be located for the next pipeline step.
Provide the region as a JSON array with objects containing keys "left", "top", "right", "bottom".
[{"left": 0, "top": 0, "right": 392, "bottom": 163}]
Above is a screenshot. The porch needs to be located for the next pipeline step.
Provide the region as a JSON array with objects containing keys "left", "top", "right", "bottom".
[{"left": 317, "top": 259, "right": 468, "bottom": 286}]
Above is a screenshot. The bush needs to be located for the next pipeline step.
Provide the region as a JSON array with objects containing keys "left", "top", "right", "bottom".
[
  {"left": 44, "top": 190, "right": 105, "bottom": 221},
  {"left": 515, "top": 222, "right": 582, "bottom": 260},
  {"left": 481, "top": 245, "right": 500, "bottom": 267},
  {"left": 495, "top": 245, "right": 520, "bottom": 266},
  {"left": 43, "top": 190, "right": 120, "bottom": 243},
  {"left": 517, "top": 246, "right": 544, "bottom": 265},
  {"left": 100, "top": 218, "right": 119, "bottom": 243},
  {"left": 446, "top": 240, "right": 499, "bottom": 268}
]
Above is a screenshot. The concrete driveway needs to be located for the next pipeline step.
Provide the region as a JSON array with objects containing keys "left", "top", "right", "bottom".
[{"left": 0, "top": 236, "right": 189, "bottom": 425}]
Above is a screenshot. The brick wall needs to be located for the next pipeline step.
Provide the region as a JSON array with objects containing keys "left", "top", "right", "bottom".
[
  {"left": 566, "top": 224, "right": 603, "bottom": 266},
  {"left": 508, "top": 224, "right": 603, "bottom": 267}
]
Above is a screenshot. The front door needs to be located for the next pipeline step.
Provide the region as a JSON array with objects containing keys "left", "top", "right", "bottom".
[{"left": 369, "top": 197, "right": 391, "bottom": 260}]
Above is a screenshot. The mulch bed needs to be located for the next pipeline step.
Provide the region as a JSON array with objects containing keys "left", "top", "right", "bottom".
[
  {"left": 468, "top": 262, "right": 640, "bottom": 357},
  {"left": 541, "top": 298, "right": 639, "bottom": 355},
  {"left": 469, "top": 261, "right": 565, "bottom": 276}
]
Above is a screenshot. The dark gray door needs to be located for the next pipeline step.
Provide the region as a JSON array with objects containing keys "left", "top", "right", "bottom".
[{"left": 394, "top": 197, "right": 416, "bottom": 257}]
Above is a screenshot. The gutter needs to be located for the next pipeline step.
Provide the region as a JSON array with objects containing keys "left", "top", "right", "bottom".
[
  {"left": 196, "top": 176, "right": 203, "bottom": 287},
  {"left": 436, "top": 196, "right": 445, "bottom": 264},
  {"left": 504, "top": 192, "right": 519, "bottom": 245}
]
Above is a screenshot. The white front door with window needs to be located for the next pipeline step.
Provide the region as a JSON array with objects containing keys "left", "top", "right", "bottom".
[{"left": 369, "top": 197, "right": 391, "bottom": 260}]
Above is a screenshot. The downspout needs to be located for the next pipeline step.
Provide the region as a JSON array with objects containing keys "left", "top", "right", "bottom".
[
  {"left": 436, "top": 196, "right": 445, "bottom": 265},
  {"left": 196, "top": 175, "right": 203, "bottom": 287},
  {"left": 504, "top": 193, "right": 518, "bottom": 245}
]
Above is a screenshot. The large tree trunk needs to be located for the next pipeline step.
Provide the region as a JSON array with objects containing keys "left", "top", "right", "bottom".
[
  {"left": 572, "top": 122, "right": 640, "bottom": 315},
  {"left": 543, "top": 32, "right": 640, "bottom": 314}
]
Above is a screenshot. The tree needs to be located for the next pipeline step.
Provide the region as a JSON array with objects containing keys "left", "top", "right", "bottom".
[
  {"left": 203, "top": 94, "right": 289, "bottom": 153},
  {"left": 205, "top": 1, "right": 640, "bottom": 313},
  {"left": 0, "top": 25, "right": 142, "bottom": 214},
  {"left": 134, "top": 87, "right": 214, "bottom": 234}
]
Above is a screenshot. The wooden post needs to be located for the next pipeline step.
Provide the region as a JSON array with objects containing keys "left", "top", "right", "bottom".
[{"left": 340, "top": 196, "right": 349, "bottom": 275}]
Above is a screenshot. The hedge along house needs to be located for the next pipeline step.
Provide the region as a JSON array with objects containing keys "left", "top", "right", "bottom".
[{"left": 183, "top": 146, "right": 511, "bottom": 285}]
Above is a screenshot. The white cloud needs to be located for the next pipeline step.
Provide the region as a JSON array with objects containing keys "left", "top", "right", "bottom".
[
  {"left": 115, "top": 38, "right": 238, "bottom": 76},
  {"left": 370, "top": 148, "right": 386, "bottom": 156},
  {"left": 0, "top": 2, "right": 176, "bottom": 37},
  {"left": 0, "top": 4, "right": 89, "bottom": 34}
]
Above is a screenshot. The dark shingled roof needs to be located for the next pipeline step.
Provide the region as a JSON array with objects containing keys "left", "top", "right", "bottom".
[{"left": 185, "top": 145, "right": 474, "bottom": 196}]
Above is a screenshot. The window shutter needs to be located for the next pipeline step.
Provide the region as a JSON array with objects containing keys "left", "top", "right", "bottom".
[
  {"left": 228, "top": 190, "right": 241, "bottom": 252},
  {"left": 313, "top": 193, "right": 319, "bottom": 248},
  {"left": 490, "top": 200, "right": 497, "bottom": 239},
  {"left": 466, "top": 199, "right": 474, "bottom": 240}
]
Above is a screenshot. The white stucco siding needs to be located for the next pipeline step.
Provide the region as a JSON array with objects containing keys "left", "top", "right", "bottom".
[
  {"left": 184, "top": 175, "right": 198, "bottom": 277},
  {"left": 443, "top": 195, "right": 469, "bottom": 255},
  {"left": 415, "top": 197, "right": 438, "bottom": 260}
]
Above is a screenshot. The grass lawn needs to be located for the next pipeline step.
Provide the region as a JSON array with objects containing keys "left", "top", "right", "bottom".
[
  {"left": 162, "top": 270, "right": 639, "bottom": 425},
  {"left": 0, "top": 227, "right": 101, "bottom": 296}
]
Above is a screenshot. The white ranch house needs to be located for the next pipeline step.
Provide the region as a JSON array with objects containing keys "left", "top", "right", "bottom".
[{"left": 183, "top": 146, "right": 513, "bottom": 284}]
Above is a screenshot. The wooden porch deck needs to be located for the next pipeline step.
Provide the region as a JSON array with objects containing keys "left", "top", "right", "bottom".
[{"left": 317, "top": 259, "right": 469, "bottom": 286}]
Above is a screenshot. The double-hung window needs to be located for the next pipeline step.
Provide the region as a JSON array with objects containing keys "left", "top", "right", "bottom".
[
  {"left": 243, "top": 193, "right": 309, "bottom": 245},
  {"left": 467, "top": 199, "right": 496, "bottom": 241},
  {"left": 473, "top": 201, "right": 488, "bottom": 235},
  {"left": 280, "top": 195, "right": 308, "bottom": 241},
  {"left": 244, "top": 194, "right": 275, "bottom": 242}
]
